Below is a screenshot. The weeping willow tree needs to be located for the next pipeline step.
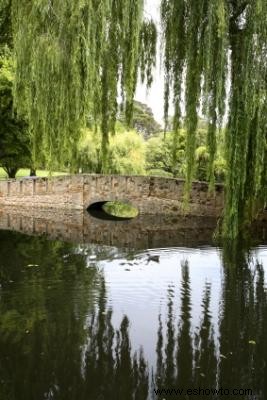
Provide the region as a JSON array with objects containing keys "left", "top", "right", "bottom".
[
  {"left": 10, "top": 0, "right": 267, "bottom": 238},
  {"left": 10, "top": 0, "right": 156, "bottom": 170},
  {"left": 161, "top": 0, "right": 267, "bottom": 238}
]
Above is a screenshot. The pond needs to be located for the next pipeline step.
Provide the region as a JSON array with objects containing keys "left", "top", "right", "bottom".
[{"left": 0, "top": 210, "right": 266, "bottom": 400}]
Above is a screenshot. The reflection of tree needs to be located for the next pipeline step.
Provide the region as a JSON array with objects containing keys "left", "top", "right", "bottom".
[
  {"left": 1, "top": 230, "right": 267, "bottom": 400},
  {"left": 176, "top": 261, "right": 193, "bottom": 388},
  {"left": 83, "top": 278, "right": 149, "bottom": 400},
  {"left": 154, "top": 253, "right": 267, "bottom": 400},
  {"left": 0, "top": 231, "right": 149, "bottom": 400},
  {"left": 154, "top": 261, "right": 216, "bottom": 398},
  {"left": 193, "top": 282, "right": 216, "bottom": 396},
  {"left": 154, "top": 261, "right": 194, "bottom": 395},
  {"left": 0, "top": 231, "right": 97, "bottom": 400},
  {"left": 218, "top": 247, "right": 267, "bottom": 399}
]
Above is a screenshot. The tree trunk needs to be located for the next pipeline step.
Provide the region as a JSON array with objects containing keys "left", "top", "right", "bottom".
[
  {"left": 30, "top": 168, "right": 36, "bottom": 176},
  {"left": 4, "top": 167, "right": 18, "bottom": 179}
]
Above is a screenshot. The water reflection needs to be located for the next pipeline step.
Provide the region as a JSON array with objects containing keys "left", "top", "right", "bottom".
[
  {"left": 0, "top": 232, "right": 98, "bottom": 399},
  {"left": 83, "top": 278, "right": 149, "bottom": 400},
  {"left": 218, "top": 259, "right": 267, "bottom": 398},
  {"left": 0, "top": 207, "right": 218, "bottom": 249},
  {"left": 0, "top": 230, "right": 266, "bottom": 399},
  {"left": 154, "top": 261, "right": 216, "bottom": 398}
]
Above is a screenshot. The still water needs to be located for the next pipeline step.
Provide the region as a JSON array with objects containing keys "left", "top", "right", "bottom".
[{"left": 0, "top": 214, "right": 267, "bottom": 399}]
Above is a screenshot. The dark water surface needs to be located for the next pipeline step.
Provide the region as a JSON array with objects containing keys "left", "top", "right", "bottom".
[{"left": 0, "top": 213, "right": 267, "bottom": 400}]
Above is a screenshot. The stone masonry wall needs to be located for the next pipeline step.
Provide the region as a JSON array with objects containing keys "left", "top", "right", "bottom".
[{"left": 0, "top": 174, "right": 224, "bottom": 217}]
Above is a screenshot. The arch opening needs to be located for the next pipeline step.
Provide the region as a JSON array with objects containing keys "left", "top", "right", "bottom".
[{"left": 87, "top": 201, "right": 139, "bottom": 221}]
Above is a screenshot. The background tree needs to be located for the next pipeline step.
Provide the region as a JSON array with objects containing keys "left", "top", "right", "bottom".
[
  {"left": 0, "top": 0, "right": 12, "bottom": 48},
  {"left": 146, "top": 131, "right": 186, "bottom": 177},
  {"left": 195, "top": 146, "right": 209, "bottom": 182},
  {"left": 119, "top": 101, "right": 162, "bottom": 140},
  {"left": 0, "top": 1, "right": 34, "bottom": 178},
  {"left": 78, "top": 126, "right": 146, "bottom": 176},
  {"left": 0, "top": 51, "right": 31, "bottom": 178},
  {"left": 145, "top": 127, "right": 222, "bottom": 180}
]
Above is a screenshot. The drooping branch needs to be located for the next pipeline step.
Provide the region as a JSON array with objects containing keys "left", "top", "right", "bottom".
[
  {"left": 230, "top": 0, "right": 249, "bottom": 21},
  {"left": 161, "top": 0, "right": 266, "bottom": 238},
  {"left": 9, "top": 0, "right": 267, "bottom": 239},
  {"left": 11, "top": 0, "right": 157, "bottom": 171}
]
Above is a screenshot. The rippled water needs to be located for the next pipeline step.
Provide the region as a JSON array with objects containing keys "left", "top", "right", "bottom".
[{"left": 0, "top": 225, "right": 267, "bottom": 399}]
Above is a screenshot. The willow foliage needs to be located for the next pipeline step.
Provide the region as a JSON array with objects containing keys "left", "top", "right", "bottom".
[
  {"left": 0, "top": 0, "right": 12, "bottom": 49},
  {"left": 161, "top": 0, "right": 267, "bottom": 238},
  {"left": 10, "top": 0, "right": 267, "bottom": 238},
  {"left": 11, "top": 0, "right": 156, "bottom": 170}
]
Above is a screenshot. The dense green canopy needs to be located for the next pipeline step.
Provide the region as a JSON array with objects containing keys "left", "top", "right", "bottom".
[
  {"left": 8, "top": 0, "right": 267, "bottom": 238},
  {"left": 0, "top": 50, "right": 31, "bottom": 178}
]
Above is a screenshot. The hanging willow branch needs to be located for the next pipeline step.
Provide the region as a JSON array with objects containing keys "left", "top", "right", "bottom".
[
  {"left": 10, "top": 0, "right": 267, "bottom": 239},
  {"left": 11, "top": 0, "right": 157, "bottom": 171},
  {"left": 161, "top": 0, "right": 267, "bottom": 238}
]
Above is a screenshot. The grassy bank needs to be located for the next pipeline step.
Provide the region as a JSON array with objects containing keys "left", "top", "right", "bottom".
[{"left": 0, "top": 168, "right": 67, "bottom": 179}]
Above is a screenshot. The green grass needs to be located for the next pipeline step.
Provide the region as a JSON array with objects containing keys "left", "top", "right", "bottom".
[
  {"left": 0, "top": 168, "right": 68, "bottom": 179},
  {"left": 103, "top": 201, "right": 139, "bottom": 218}
]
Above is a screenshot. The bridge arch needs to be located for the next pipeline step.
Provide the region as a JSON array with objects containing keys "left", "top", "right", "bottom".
[{"left": 87, "top": 200, "right": 139, "bottom": 221}]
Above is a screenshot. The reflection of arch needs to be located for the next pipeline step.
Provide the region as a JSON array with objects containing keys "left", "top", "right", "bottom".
[
  {"left": 0, "top": 207, "right": 219, "bottom": 249},
  {"left": 1, "top": 207, "right": 266, "bottom": 249}
]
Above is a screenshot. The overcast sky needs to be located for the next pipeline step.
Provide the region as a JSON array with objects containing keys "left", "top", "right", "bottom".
[
  {"left": 135, "top": 0, "right": 167, "bottom": 125},
  {"left": 137, "top": 0, "right": 231, "bottom": 127}
]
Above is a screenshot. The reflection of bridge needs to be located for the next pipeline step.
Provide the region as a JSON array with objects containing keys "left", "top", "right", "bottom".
[
  {"left": 0, "top": 207, "right": 266, "bottom": 249},
  {"left": 0, "top": 207, "right": 216, "bottom": 248},
  {"left": 0, "top": 174, "right": 224, "bottom": 217}
]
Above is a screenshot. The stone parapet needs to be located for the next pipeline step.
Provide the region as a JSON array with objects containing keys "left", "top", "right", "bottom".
[{"left": 0, "top": 174, "right": 225, "bottom": 217}]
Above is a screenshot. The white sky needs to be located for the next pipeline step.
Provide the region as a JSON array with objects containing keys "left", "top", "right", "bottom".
[
  {"left": 135, "top": 0, "right": 230, "bottom": 127},
  {"left": 95, "top": 246, "right": 267, "bottom": 366},
  {"left": 135, "top": 0, "right": 168, "bottom": 125}
]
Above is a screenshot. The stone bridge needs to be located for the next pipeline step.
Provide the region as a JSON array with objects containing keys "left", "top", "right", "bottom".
[{"left": 0, "top": 174, "right": 224, "bottom": 217}]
